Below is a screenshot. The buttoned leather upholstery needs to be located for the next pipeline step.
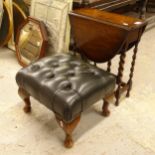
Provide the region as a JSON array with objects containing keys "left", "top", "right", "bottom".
[{"left": 16, "top": 53, "right": 116, "bottom": 122}]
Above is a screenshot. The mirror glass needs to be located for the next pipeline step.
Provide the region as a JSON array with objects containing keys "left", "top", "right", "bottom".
[{"left": 18, "top": 21, "right": 43, "bottom": 65}]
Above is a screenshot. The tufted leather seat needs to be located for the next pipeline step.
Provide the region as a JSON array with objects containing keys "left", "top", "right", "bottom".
[
  {"left": 16, "top": 53, "right": 115, "bottom": 122},
  {"left": 16, "top": 53, "right": 116, "bottom": 148}
]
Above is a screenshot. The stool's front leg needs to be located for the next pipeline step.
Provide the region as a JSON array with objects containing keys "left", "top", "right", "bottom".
[
  {"left": 18, "top": 87, "right": 31, "bottom": 113},
  {"left": 56, "top": 115, "right": 81, "bottom": 148},
  {"left": 102, "top": 100, "right": 110, "bottom": 117}
]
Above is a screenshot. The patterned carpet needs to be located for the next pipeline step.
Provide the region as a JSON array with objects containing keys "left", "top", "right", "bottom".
[{"left": 0, "top": 27, "right": 155, "bottom": 155}]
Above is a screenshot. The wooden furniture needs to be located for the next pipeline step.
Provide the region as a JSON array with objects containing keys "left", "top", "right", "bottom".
[
  {"left": 74, "top": 0, "right": 138, "bottom": 9},
  {"left": 73, "top": 0, "right": 148, "bottom": 19},
  {"left": 73, "top": 0, "right": 155, "bottom": 31},
  {"left": 16, "top": 53, "right": 116, "bottom": 148},
  {"left": 15, "top": 17, "right": 48, "bottom": 66},
  {"left": 70, "top": 8, "right": 147, "bottom": 106},
  {"left": 147, "top": 0, "right": 155, "bottom": 12},
  {"left": 16, "top": 9, "right": 147, "bottom": 148},
  {"left": 145, "top": 0, "right": 155, "bottom": 29}
]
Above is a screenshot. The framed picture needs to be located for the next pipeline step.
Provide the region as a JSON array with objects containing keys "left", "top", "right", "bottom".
[{"left": 15, "top": 17, "right": 48, "bottom": 66}]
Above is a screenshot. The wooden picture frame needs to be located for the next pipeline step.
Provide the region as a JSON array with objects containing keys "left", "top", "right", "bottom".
[{"left": 15, "top": 16, "right": 48, "bottom": 66}]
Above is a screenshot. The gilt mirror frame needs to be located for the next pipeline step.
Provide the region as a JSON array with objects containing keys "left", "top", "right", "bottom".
[
  {"left": 8, "top": 0, "right": 29, "bottom": 50},
  {"left": 15, "top": 16, "right": 48, "bottom": 67},
  {"left": 0, "top": 1, "right": 13, "bottom": 47}
]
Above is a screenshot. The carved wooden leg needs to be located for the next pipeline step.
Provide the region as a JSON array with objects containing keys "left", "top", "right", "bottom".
[
  {"left": 18, "top": 87, "right": 31, "bottom": 113},
  {"left": 56, "top": 115, "right": 81, "bottom": 148},
  {"left": 102, "top": 100, "right": 110, "bottom": 117},
  {"left": 115, "top": 52, "right": 126, "bottom": 106}
]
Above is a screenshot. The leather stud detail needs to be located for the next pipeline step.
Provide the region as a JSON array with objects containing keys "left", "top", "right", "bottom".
[
  {"left": 60, "top": 81, "right": 72, "bottom": 90},
  {"left": 46, "top": 73, "right": 55, "bottom": 79},
  {"left": 52, "top": 62, "right": 59, "bottom": 68}
]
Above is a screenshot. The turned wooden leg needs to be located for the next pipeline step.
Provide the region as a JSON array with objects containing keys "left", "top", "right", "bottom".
[
  {"left": 126, "top": 25, "right": 145, "bottom": 97},
  {"left": 102, "top": 100, "right": 110, "bottom": 117},
  {"left": 18, "top": 87, "right": 31, "bottom": 113},
  {"left": 115, "top": 51, "right": 126, "bottom": 106},
  {"left": 126, "top": 37, "right": 142, "bottom": 98},
  {"left": 56, "top": 115, "right": 81, "bottom": 148}
]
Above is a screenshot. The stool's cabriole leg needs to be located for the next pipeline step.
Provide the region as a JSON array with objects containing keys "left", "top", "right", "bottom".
[
  {"left": 115, "top": 51, "right": 126, "bottom": 106},
  {"left": 102, "top": 100, "right": 110, "bottom": 117},
  {"left": 56, "top": 115, "right": 81, "bottom": 148},
  {"left": 18, "top": 87, "right": 31, "bottom": 113}
]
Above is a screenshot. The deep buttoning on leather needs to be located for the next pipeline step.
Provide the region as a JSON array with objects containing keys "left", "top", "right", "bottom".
[
  {"left": 59, "top": 81, "right": 72, "bottom": 90},
  {"left": 45, "top": 72, "right": 55, "bottom": 79},
  {"left": 67, "top": 71, "right": 75, "bottom": 77},
  {"left": 16, "top": 53, "right": 116, "bottom": 122}
]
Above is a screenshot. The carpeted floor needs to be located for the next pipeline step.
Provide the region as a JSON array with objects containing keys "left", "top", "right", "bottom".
[{"left": 0, "top": 27, "right": 155, "bottom": 155}]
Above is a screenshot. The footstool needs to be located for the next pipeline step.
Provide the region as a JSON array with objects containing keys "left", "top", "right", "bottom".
[{"left": 16, "top": 53, "right": 116, "bottom": 148}]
